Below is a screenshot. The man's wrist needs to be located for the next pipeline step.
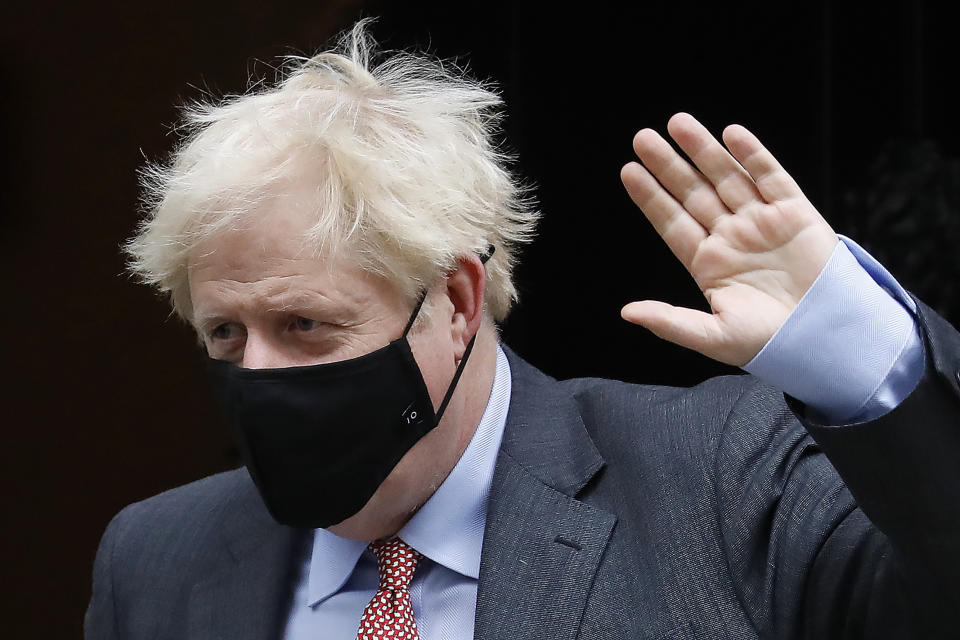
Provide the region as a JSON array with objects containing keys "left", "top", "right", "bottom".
[{"left": 744, "top": 236, "right": 923, "bottom": 422}]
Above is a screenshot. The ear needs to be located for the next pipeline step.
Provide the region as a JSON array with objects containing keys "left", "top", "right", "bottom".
[{"left": 444, "top": 254, "right": 486, "bottom": 360}]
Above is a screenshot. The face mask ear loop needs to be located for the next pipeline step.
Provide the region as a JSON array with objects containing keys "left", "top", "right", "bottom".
[
  {"left": 401, "top": 290, "right": 429, "bottom": 338},
  {"left": 434, "top": 332, "right": 477, "bottom": 423},
  {"left": 402, "top": 245, "right": 494, "bottom": 341},
  {"left": 408, "top": 244, "right": 493, "bottom": 422}
]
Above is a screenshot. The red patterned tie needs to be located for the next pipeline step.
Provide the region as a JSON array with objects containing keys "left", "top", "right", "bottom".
[{"left": 356, "top": 537, "right": 423, "bottom": 640}]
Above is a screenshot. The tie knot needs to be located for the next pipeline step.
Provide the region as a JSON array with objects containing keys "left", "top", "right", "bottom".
[{"left": 369, "top": 537, "right": 422, "bottom": 591}]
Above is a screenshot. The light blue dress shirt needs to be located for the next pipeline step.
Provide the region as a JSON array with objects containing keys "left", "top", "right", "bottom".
[{"left": 284, "top": 236, "right": 925, "bottom": 639}]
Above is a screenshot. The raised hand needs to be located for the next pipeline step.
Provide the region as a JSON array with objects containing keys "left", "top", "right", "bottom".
[{"left": 620, "top": 113, "right": 838, "bottom": 366}]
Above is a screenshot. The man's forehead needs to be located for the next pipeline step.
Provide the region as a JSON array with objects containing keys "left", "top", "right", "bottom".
[
  {"left": 188, "top": 241, "right": 367, "bottom": 291},
  {"left": 188, "top": 208, "right": 344, "bottom": 272},
  {"left": 186, "top": 220, "right": 400, "bottom": 315}
]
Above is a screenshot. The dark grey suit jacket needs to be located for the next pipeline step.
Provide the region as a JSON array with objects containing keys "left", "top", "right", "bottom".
[{"left": 85, "top": 301, "right": 960, "bottom": 639}]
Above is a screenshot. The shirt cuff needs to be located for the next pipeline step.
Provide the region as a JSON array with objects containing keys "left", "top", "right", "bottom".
[{"left": 743, "top": 235, "right": 925, "bottom": 423}]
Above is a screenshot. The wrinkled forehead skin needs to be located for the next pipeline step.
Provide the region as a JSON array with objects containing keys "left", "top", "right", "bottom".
[{"left": 186, "top": 178, "right": 387, "bottom": 301}]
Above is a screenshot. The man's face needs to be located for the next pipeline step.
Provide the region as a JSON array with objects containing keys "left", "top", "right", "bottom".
[{"left": 186, "top": 191, "right": 475, "bottom": 539}]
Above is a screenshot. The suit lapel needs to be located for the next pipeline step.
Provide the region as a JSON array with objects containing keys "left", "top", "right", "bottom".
[
  {"left": 187, "top": 471, "right": 310, "bottom": 640},
  {"left": 475, "top": 348, "right": 616, "bottom": 640}
]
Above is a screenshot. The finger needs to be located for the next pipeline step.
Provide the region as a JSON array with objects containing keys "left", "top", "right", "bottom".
[
  {"left": 620, "top": 300, "right": 729, "bottom": 361},
  {"left": 631, "top": 128, "right": 730, "bottom": 230},
  {"left": 721, "top": 124, "right": 803, "bottom": 203},
  {"left": 667, "top": 112, "right": 763, "bottom": 213},
  {"left": 621, "top": 162, "right": 707, "bottom": 269}
]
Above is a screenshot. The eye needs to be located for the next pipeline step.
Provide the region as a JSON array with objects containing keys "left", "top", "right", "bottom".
[
  {"left": 210, "top": 322, "right": 243, "bottom": 341},
  {"left": 294, "top": 316, "right": 321, "bottom": 332}
]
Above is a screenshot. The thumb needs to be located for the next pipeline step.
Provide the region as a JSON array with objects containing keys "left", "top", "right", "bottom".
[{"left": 621, "top": 300, "right": 737, "bottom": 365}]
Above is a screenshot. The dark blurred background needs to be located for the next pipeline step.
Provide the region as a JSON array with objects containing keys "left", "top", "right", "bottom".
[{"left": 2, "top": 1, "right": 957, "bottom": 637}]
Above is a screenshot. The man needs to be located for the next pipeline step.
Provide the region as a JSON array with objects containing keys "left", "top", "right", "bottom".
[{"left": 86, "top": 20, "right": 959, "bottom": 639}]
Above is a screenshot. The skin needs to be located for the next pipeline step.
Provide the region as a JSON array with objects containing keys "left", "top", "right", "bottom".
[{"left": 187, "top": 112, "right": 837, "bottom": 540}]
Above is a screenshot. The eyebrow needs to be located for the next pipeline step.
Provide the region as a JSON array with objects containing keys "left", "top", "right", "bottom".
[{"left": 192, "top": 289, "right": 356, "bottom": 331}]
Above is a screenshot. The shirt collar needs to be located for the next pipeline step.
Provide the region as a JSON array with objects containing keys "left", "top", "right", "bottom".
[
  {"left": 306, "top": 344, "right": 512, "bottom": 605},
  {"left": 306, "top": 528, "right": 368, "bottom": 606}
]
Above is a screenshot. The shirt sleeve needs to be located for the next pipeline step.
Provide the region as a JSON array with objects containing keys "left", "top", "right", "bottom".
[{"left": 743, "top": 235, "right": 925, "bottom": 423}]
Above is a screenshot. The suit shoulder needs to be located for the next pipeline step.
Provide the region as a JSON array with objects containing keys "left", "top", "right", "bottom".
[
  {"left": 557, "top": 373, "right": 761, "bottom": 470},
  {"left": 559, "top": 373, "right": 755, "bottom": 424},
  {"left": 103, "top": 469, "right": 256, "bottom": 567},
  {"left": 118, "top": 468, "right": 251, "bottom": 524}
]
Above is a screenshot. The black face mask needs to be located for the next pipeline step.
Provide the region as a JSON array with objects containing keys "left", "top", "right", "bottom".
[{"left": 206, "top": 281, "right": 480, "bottom": 530}]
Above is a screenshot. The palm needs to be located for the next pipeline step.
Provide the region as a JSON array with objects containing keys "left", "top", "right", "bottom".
[{"left": 621, "top": 113, "right": 838, "bottom": 366}]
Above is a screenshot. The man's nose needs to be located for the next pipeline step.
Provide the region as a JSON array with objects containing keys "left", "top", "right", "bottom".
[{"left": 241, "top": 332, "right": 290, "bottom": 370}]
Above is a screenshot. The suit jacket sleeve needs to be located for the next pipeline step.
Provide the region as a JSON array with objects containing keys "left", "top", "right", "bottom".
[
  {"left": 715, "top": 299, "right": 959, "bottom": 638},
  {"left": 86, "top": 508, "right": 124, "bottom": 639}
]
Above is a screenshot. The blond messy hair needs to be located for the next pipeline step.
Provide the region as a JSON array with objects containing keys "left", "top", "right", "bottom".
[{"left": 125, "top": 18, "right": 539, "bottom": 324}]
